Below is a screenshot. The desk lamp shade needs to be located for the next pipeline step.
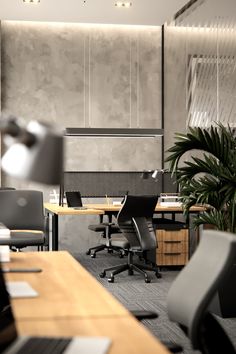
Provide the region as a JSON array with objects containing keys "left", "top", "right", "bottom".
[{"left": 1, "top": 120, "right": 64, "bottom": 185}]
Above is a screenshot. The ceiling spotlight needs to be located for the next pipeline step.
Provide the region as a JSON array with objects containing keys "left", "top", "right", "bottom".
[
  {"left": 115, "top": 2, "right": 132, "bottom": 8},
  {"left": 23, "top": 0, "right": 40, "bottom": 3}
]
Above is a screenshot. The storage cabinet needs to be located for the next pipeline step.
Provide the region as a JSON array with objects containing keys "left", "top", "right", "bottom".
[{"left": 156, "top": 228, "right": 189, "bottom": 266}]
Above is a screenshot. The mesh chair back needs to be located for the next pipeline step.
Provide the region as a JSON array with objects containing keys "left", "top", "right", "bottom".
[
  {"left": 0, "top": 190, "right": 45, "bottom": 231},
  {"left": 117, "top": 195, "right": 158, "bottom": 250},
  {"left": 167, "top": 230, "right": 236, "bottom": 349}
]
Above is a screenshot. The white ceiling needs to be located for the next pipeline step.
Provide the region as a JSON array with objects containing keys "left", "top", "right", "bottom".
[
  {"left": 175, "top": 0, "right": 236, "bottom": 26},
  {"left": 0, "top": 0, "right": 189, "bottom": 26}
]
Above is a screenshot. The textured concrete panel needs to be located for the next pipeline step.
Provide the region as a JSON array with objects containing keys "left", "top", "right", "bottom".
[
  {"left": 65, "top": 136, "right": 162, "bottom": 172},
  {"left": 137, "top": 29, "right": 162, "bottom": 128},
  {"left": 1, "top": 21, "right": 87, "bottom": 127},
  {"left": 89, "top": 26, "right": 131, "bottom": 128}
]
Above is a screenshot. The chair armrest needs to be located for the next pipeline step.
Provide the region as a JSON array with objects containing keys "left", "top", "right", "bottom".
[{"left": 130, "top": 310, "right": 158, "bottom": 320}]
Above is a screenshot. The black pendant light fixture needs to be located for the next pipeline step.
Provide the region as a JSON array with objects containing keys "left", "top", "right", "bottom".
[{"left": 65, "top": 127, "right": 163, "bottom": 137}]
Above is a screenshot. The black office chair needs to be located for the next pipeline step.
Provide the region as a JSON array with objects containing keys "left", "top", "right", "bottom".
[
  {"left": 167, "top": 230, "right": 236, "bottom": 354},
  {"left": 64, "top": 189, "right": 124, "bottom": 258},
  {"left": 0, "top": 190, "right": 46, "bottom": 250},
  {"left": 87, "top": 215, "right": 126, "bottom": 258},
  {"left": 99, "top": 195, "right": 161, "bottom": 283}
]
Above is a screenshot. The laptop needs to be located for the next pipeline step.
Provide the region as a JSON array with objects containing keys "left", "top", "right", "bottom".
[
  {"left": 65, "top": 191, "right": 87, "bottom": 210},
  {"left": 0, "top": 261, "right": 111, "bottom": 354}
]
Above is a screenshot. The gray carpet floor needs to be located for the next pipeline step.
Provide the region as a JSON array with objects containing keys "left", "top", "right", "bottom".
[{"left": 73, "top": 251, "right": 236, "bottom": 354}]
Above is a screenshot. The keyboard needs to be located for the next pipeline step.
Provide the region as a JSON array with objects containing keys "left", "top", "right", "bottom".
[{"left": 17, "top": 337, "right": 71, "bottom": 354}]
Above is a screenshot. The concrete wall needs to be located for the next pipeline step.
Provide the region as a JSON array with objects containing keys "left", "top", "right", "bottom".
[{"left": 0, "top": 21, "right": 162, "bottom": 252}]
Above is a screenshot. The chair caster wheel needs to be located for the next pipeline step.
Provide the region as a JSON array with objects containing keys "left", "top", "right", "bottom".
[
  {"left": 119, "top": 252, "right": 124, "bottom": 258},
  {"left": 91, "top": 253, "right": 96, "bottom": 258},
  {"left": 108, "top": 276, "right": 114, "bottom": 283},
  {"left": 155, "top": 272, "right": 162, "bottom": 279},
  {"left": 99, "top": 272, "right": 106, "bottom": 278},
  {"left": 86, "top": 250, "right": 90, "bottom": 255},
  {"left": 145, "top": 278, "right": 151, "bottom": 283}
]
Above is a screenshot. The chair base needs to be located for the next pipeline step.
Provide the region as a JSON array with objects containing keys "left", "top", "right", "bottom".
[
  {"left": 86, "top": 244, "right": 125, "bottom": 258},
  {"left": 99, "top": 252, "right": 161, "bottom": 283}
]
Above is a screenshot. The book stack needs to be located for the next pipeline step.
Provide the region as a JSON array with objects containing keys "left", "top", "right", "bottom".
[{"left": 0, "top": 223, "right": 10, "bottom": 262}]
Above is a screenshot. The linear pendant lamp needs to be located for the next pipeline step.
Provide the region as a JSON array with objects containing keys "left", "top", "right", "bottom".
[{"left": 65, "top": 128, "right": 163, "bottom": 137}]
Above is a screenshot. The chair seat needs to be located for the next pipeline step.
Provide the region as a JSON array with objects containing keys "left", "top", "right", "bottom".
[
  {"left": 0, "top": 231, "right": 45, "bottom": 247},
  {"left": 88, "top": 223, "right": 120, "bottom": 233},
  {"left": 100, "top": 234, "right": 129, "bottom": 248}
]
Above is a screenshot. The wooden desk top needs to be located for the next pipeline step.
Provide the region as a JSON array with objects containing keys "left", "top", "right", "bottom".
[
  {"left": 8, "top": 251, "right": 170, "bottom": 354},
  {"left": 44, "top": 203, "right": 104, "bottom": 215},
  {"left": 6, "top": 252, "right": 128, "bottom": 319},
  {"left": 45, "top": 202, "right": 205, "bottom": 215},
  {"left": 17, "top": 317, "right": 170, "bottom": 354},
  {"left": 84, "top": 203, "right": 205, "bottom": 213}
]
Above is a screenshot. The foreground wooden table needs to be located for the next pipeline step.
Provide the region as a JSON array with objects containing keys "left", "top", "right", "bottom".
[
  {"left": 17, "top": 317, "right": 170, "bottom": 354},
  {"left": 6, "top": 251, "right": 128, "bottom": 319},
  {"left": 6, "top": 251, "right": 170, "bottom": 354}
]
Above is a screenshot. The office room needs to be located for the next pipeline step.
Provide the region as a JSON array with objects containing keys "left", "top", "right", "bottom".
[{"left": 0, "top": 0, "right": 236, "bottom": 353}]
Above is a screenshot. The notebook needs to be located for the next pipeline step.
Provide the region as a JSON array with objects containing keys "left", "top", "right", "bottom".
[
  {"left": 65, "top": 191, "right": 87, "bottom": 210},
  {"left": 6, "top": 281, "right": 38, "bottom": 298},
  {"left": 0, "top": 261, "right": 111, "bottom": 354}
]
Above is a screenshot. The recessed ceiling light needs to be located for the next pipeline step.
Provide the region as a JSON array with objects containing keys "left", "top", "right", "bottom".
[
  {"left": 115, "top": 2, "right": 132, "bottom": 8},
  {"left": 23, "top": 0, "right": 40, "bottom": 3}
]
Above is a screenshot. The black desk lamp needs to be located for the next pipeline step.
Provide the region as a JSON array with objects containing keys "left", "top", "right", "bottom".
[{"left": 0, "top": 116, "right": 63, "bottom": 185}]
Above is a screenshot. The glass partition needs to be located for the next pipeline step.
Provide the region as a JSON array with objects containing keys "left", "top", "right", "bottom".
[{"left": 165, "top": 0, "right": 236, "bottom": 131}]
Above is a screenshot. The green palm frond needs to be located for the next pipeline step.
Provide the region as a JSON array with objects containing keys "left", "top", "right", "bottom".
[
  {"left": 192, "top": 210, "right": 228, "bottom": 231},
  {"left": 179, "top": 177, "right": 225, "bottom": 210},
  {"left": 166, "top": 123, "right": 236, "bottom": 232},
  {"left": 166, "top": 124, "right": 236, "bottom": 172}
]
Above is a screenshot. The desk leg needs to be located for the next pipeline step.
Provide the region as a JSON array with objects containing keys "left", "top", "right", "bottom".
[
  {"left": 51, "top": 213, "right": 59, "bottom": 251},
  {"left": 46, "top": 211, "right": 59, "bottom": 251}
]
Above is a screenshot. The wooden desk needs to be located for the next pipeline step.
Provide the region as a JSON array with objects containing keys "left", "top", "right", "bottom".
[
  {"left": 17, "top": 317, "right": 170, "bottom": 354},
  {"left": 6, "top": 251, "right": 128, "bottom": 319},
  {"left": 7, "top": 251, "right": 170, "bottom": 354},
  {"left": 85, "top": 203, "right": 205, "bottom": 214},
  {"left": 45, "top": 202, "right": 205, "bottom": 251},
  {"left": 44, "top": 203, "right": 104, "bottom": 250}
]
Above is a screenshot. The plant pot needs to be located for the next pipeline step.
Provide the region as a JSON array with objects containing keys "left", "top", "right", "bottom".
[{"left": 208, "top": 264, "right": 236, "bottom": 318}]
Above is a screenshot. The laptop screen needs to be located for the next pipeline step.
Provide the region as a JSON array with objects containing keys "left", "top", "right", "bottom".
[
  {"left": 0, "top": 262, "right": 18, "bottom": 352},
  {"left": 65, "top": 191, "right": 83, "bottom": 207}
]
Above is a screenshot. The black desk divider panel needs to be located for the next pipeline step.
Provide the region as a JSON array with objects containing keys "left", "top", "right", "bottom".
[
  {"left": 60, "top": 171, "right": 178, "bottom": 201},
  {"left": 162, "top": 171, "right": 179, "bottom": 194}
]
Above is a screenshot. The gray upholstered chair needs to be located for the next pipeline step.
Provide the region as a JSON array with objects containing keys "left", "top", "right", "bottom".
[
  {"left": 0, "top": 190, "right": 46, "bottom": 250},
  {"left": 87, "top": 215, "right": 125, "bottom": 258},
  {"left": 167, "top": 230, "right": 236, "bottom": 354},
  {"left": 99, "top": 195, "right": 161, "bottom": 283},
  {"left": 64, "top": 190, "right": 125, "bottom": 258}
]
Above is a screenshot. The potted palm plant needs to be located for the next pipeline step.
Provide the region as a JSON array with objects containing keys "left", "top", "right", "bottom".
[{"left": 166, "top": 123, "right": 236, "bottom": 317}]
